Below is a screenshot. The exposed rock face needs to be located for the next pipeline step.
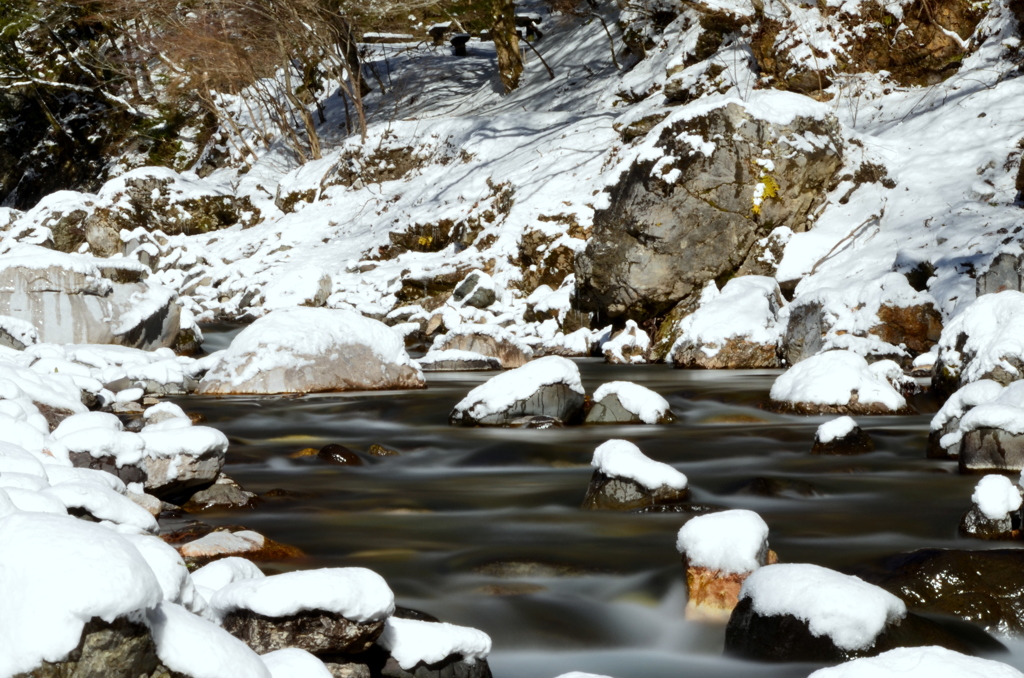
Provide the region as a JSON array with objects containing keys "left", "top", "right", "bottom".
[
  {"left": 685, "top": 553, "right": 778, "bottom": 623},
  {"left": 575, "top": 97, "right": 842, "bottom": 324},
  {"left": 581, "top": 471, "right": 691, "bottom": 511},
  {"left": 978, "top": 252, "right": 1024, "bottom": 296},
  {"left": 451, "top": 271, "right": 497, "bottom": 309},
  {"left": 585, "top": 393, "right": 675, "bottom": 425},
  {"left": 449, "top": 356, "right": 585, "bottom": 427},
  {"left": 431, "top": 328, "right": 531, "bottom": 369},
  {"left": 222, "top": 608, "right": 385, "bottom": 655},
  {"left": 19, "top": 617, "right": 163, "bottom": 678},
  {"left": 0, "top": 248, "right": 180, "bottom": 350},
  {"left": 182, "top": 473, "right": 259, "bottom": 512},
  {"left": 418, "top": 350, "right": 502, "bottom": 372},
  {"left": 960, "top": 505, "right": 1020, "bottom": 540},
  {"left": 960, "top": 428, "right": 1024, "bottom": 474},
  {"left": 871, "top": 303, "right": 943, "bottom": 358}
]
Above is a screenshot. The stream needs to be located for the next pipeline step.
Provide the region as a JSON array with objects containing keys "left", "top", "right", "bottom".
[{"left": 175, "top": 327, "right": 1024, "bottom": 677}]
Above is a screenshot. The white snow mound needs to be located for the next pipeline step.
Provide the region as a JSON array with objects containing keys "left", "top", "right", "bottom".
[
  {"left": 378, "top": 617, "right": 492, "bottom": 670},
  {"left": 770, "top": 350, "right": 906, "bottom": 412},
  {"left": 592, "top": 381, "right": 672, "bottom": 424},
  {"left": 676, "top": 509, "right": 769, "bottom": 575},
  {"left": 808, "top": 645, "right": 1024, "bottom": 678},
  {"left": 591, "top": 439, "right": 687, "bottom": 490},
  {"left": 972, "top": 475, "right": 1022, "bottom": 521}
]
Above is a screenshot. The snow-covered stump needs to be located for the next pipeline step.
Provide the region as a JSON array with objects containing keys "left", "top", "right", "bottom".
[
  {"left": 585, "top": 382, "right": 676, "bottom": 425},
  {"left": 808, "top": 646, "right": 1024, "bottom": 678},
  {"left": 449, "top": 356, "right": 585, "bottom": 427},
  {"left": 959, "top": 475, "right": 1023, "bottom": 540},
  {"left": 676, "top": 510, "right": 776, "bottom": 622},
  {"left": 581, "top": 440, "right": 689, "bottom": 511},
  {"left": 724, "top": 563, "right": 994, "bottom": 662},
  {"left": 430, "top": 326, "right": 532, "bottom": 369},
  {"left": 768, "top": 351, "right": 910, "bottom": 415},
  {"left": 669, "top": 277, "right": 783, "bottom": 369},
  {"left": 418, "top": 350, "right": 502, "bottom": 372},
  {"left": 209, "top": 568, "right": 395, "bottom": 656},
  {"left": 811, "top": 417, "right": 875, "bottom": 455},
  {"left": 602, "top": 321, "right": 650, "bottom": 364},
  {"left": 376, "top": 617, "right": 493, "bottom": 678}
]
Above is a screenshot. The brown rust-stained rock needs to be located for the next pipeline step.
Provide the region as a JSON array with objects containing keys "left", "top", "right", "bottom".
[
  {"left": 685, "top": 550, "right": 779, "bottom": 623},
  {"left": 871, "top": 303, "right": 943, "bottom": 357},
  {"left": 221, "top": 608, "right": 384, "bottom": 655}
]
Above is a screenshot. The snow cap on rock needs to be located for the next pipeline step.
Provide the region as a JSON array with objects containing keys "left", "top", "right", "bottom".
[
  {"left": 816, "top": 417, "right": 858, "bottom": 443},
  {"left": 591, "top": 439, "right": 687, "bottom": 490},
  {"left": 972, "top": 475, "right": 1023, "bottom": 521},
  {"left": 591, "top": 381, "right": 673, "bottom": 424},
  {"left": 676, "top": 509, "right": 770, "bottom": 575},
  {"left": 770, "top": 350, "right": 906, "bottom": 412},
  {"left": 378, "top": 617, "right": 492, "bottom": 670},
  {"left": 808, "top": 645, "right": 1024, "bottom": 678},
  {"left": 261, "top": 648, "right": 333, "bottom": 678},
  {"left": 146, "top": 601, "right": 271, "bottom": 678}
]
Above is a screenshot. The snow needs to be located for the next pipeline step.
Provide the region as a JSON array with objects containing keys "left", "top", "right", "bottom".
[
  {"left": 937, "top": 381, "right": 1024, "bottom": 450},
  {"left": 592, "top": 382, "right": 672, "bottom": 424},
  {"left": 209, "top": 568, "right": 395, "bottom": 622},
  {"left": 670, "top": 277, "right": 783, "bottom": 358},
  {"left": 591, "top": 440, "right": 687, "bottom": 491},
  {"left": 378, "top": 617, "right": 492, "bottom": 670},
  {"left": 261, "top": 648, "right": 333, "bottom": 678},
  {"left": 770, "top": 350, "right": 907, "bottom": 412},
  {"left": 740, "top": 564, "right": 906, "bottom": 652},
  {"left": 676, "top": 509, "right": 770, "bottom": 575},
  {"left": 43, "top": 481, "right": 158, "bottom": 534},
  {"left": 146, "top": 601, "right": 271, "bottom": 678},
  {"left": 191, "top": 557, "right": 266, "bottom": 593},
  {"left": 200, "top": 307, "right": 419, "bottom": 389},
  {"left": 936, "top": 292, "right": 1024, "bottom": 386},
  {"left": 0, "top": 513, "right": 162, "bottom": 677},
  {"left": 451, "top": 356, "right": 583, "bottom": 422},
  {"left": 178, "top": 530, "right": 266, "bottom": 558},
  {"left": 123, "top": 534, "right": 205, "bottom": 612},
  {"left": 602, "top": 320, "right": 650, "bottom": 364},
  {"left": 930, "top": 380, "right": 1005, "bottom": 432},
  {"left": 971, "top": 475, "right": 1022, "bottom": 521},
  {"left": 816, "top": 417, "right": 858, "bottom": 444},
  {"left": 808, "top": 646, "right": 1024, "bottom": 678}
]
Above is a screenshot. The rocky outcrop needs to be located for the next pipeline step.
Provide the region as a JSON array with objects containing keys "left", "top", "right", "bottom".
[
  {"left": 575, "top": 95, "right": 841, "bottom": 324},
  {"left": 199, "top": 308, "right": 424, "bottom": 395},
  {"left": 418, "top": 350, "right": 502, "bottom": 372},
  {"left": 451, "top": 271, "right": 497, "bottom": 309}
]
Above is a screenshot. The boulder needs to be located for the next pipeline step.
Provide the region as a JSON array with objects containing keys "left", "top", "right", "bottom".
[
  {"left": 176, "top": 529, "right": 303, "bottom": 567},
  {"left": 933, "top": 291, "right": 1024, "bottom": 395},
  {"left": 961, "top": 428, "right": 1024, "bottom": 474},
  {"left": 927, "top": 380, "right": 1006, "bottom": 460},
  {"left": 418, "top": 350, "right": 502, "bottom": 372},
  {"left": 669, "top": 277, "right": 783, "bottom": 369},
  {"left": 811, "top": 417, "right": 875, "bottom": 455},
  {"left": 210, "top": 569, "right": 395, "bottom": 655},
  {"left": 585, "top": 381, "right": 675, "bottom": 425},
  {"left": 677, "top": 510, "right": 775, "bottom": 621},
  {"left": 430, "top": 326, "right": 531, "bottom": 369},
  {"left": 582, "top": 440, "right": 689, "bottom": 511},
  {"left": 452, "top": 271, "right": 497, "bottom": 309},
  {"left": 960, "top": 475, "right": 1023, "bottom": 540},
  {"left": 22, "top": 617, "right": 162, "bottom": 678},
  {"left": 449, "top": 356, "right": 584, "bottom": 427},
  {"left": 199, "top": 308, "right": 424, "bottom": 395},
  {"left": 725, "top": 563, "right": 1002, "bottom": 662},
  {"left": 575, "top": 94, "right": 841, "bottom": 324},
  {"left": 977, "top": 251, "right": 1024, "bottom": 297},
  {"left": 602, "top": 320, "right": 650, "bottom": 364},
  {"left": 0, "top": 246, "right": 180, "bottom": 350},
  {"left": 183, "top": 473, "right": 259, "bottom": 512},
  {"left": 769, "top": 351, "right": 910, "bottom": 415}
]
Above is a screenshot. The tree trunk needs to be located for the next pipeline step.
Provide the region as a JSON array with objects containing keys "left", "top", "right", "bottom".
[{"left": 490, "top": 0, "right": 523, "bottom": 94}]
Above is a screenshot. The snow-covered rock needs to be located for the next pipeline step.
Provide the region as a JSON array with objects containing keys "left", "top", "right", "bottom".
[
  {"left": 602, "top": 320, "right": 650, "bottom": 364},
  {"left": 378, "top": 617, "right": 492, "bottom": 673},
  {"left": 808, "top": 646, "right": 1024, "bottom": 678},
  {"left": 582, "top": 439, "right": 689, "bottom": 511},
  {"left": 210, "top": 568, "right": 395, "bottom": 654},
  {"left": 176, "top": 529, "right": 302, "bottom": 566},
  {"left": 927, "top": 380, "right": 1024, "bottom": 473},
  {"left": 452, "top": 270, "right": 498, "bottom": 309},
  {"left": 676, "top": 510, "right": 774, "bottom": 621},
  {"left": 199, "top": 308, "right": 424, "bottom": 394},
  {"left": 430, "top": 324, "right": 532, "bottom": 369},
  {"left": 191, "top": 557, "right": 266, "bottom": 595},
  {"left": 670, "top": 277, "right": 783, "bottom": 369},
  {"left": 769, "top": 350, "right": 909, "bottom": 415},
  {"left": 960, "top": 475, "right": 1023, "bottom": 540},
  {"left": 811, "top": 417, "right": 875, "bottom": 455},
  {"left": 585, "top": 381, "right": 675, "bottom": 424},
  {"left": 927, "top": 380, "right": 1005, "bottom": 459},
  {"left": 934, "top": 291, "right": 1024, "bottom": 395},
  {"left": 0, "top": 245, "right": 181, "bottom": 350},
  {"left": 449, "top": 355, "right": 585, "bottom": 426},
  {"left": 261, "top": 648, "right": 333, "bottom": 678}
]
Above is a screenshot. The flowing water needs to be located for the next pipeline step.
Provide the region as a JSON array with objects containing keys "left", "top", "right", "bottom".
[{"left": 177, "top": 328, "right": 1024, "bottom": 677}]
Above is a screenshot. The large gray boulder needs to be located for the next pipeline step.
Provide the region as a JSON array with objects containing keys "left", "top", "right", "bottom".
[
  {"left": 199, "top": 308, "right": 424, "bottom": 395},
  {"left": 575, "top": 95, "right": 842, "bottom": 324},
  {"left": 0, "top": 246, "right": 180, "bottom": 349}
]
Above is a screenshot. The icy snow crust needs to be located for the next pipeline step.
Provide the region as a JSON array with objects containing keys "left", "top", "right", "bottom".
[
  {"left": 591, "top": 440, "right": 687, "bottom": 491},
  {"left": 770, "top": 351, "right": 906, "bottom": 411},
  {"left": 452, "top": 355, "right": 583, "bottom": 421},
  {"left": 378, "top": 617, "right": 492, "bottom": 670},
  {"left": 972, "top": 475, "right": 1022, "bottom": 520},
  {"left": 592, "top": 381, "right": 671, "bottom": 424},
  {"left": 740, "top": 564, "right": 906, "bottom": 651},
  {"left": 676, "top": 509, "right": 769, "bottom": 575},
  {"left": 209, "top": 568, "right": 396, "bottom": 622},
  {"left": 809, "top": 646, "right": 1024, "bottom": 678}
]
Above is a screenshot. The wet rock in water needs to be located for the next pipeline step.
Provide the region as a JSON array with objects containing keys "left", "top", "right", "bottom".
[
  {"left": 811, "top": 417, "right": 875, "bottom": 455},
  {"left": 677, "top": 509, "right": 775, "bottom": 622},
  {"left": 319, "top": 444, "right": 363, "bottom": 466},
  {"left": 368, "top": 444, "right": 400, "bottom": 457},
  {"left": 0, "top": 246, "right": 180, "bottom": 350},
  {"left": 582, "top": 440, "right": 689, "bottom": 511},
  {"left": 962, "top": 429, "right": 1024, "bottom": 474},
  {"left": 861, "top": 548, "right": 1024, "bottom": 637},
  {"left": 452, "top": 271, "right": 497, "bottom": 309},
  {"left": 210, "top": 568, "right": 394, "bottom": 655},
  {"left": 725, "top": 563, "right": 1003, "bottom": 662},
  {"left": 574, "top": 95, "right": 841, "bottom": 325},
  {"left": 768, "top": 350, "right": 910, "bottom": 415},
  {"left": 176, "top": 529, "right": 303, "bottom": 567},
  {"left": 23, "top": 616, "right": 162, "bottom": 678},
  {"left": 602, "top": 321, "right": 650, "bottom": 364},
  {"left": 669, "top": 277, "right": 783, "bottom": 370},
  {"left": 449, "top": 356, "right": 584, "bottom": 427},
  {"left": 430, "top": 326, "right": 532, "bottom": 369},
  {"left": 198, "top": 308, "right": 424, "bottom": 395},
  {"left": 418, "top": 350, "right": 502, "bottom": 372},
  {"left": 182, "top": 473, "right": 259, "bottom": 512},
  {"left": 509, "top": 415, "right": 563, "bottom": 429},
  {"left": 375, "top": 616, "right": 493, "bottom": 678},
  {"left": 585, "top": 381, "right": 675, "bottom": 425},
  {"left": 959, "top": 475, "right": 1023, "bottom": 540}
]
